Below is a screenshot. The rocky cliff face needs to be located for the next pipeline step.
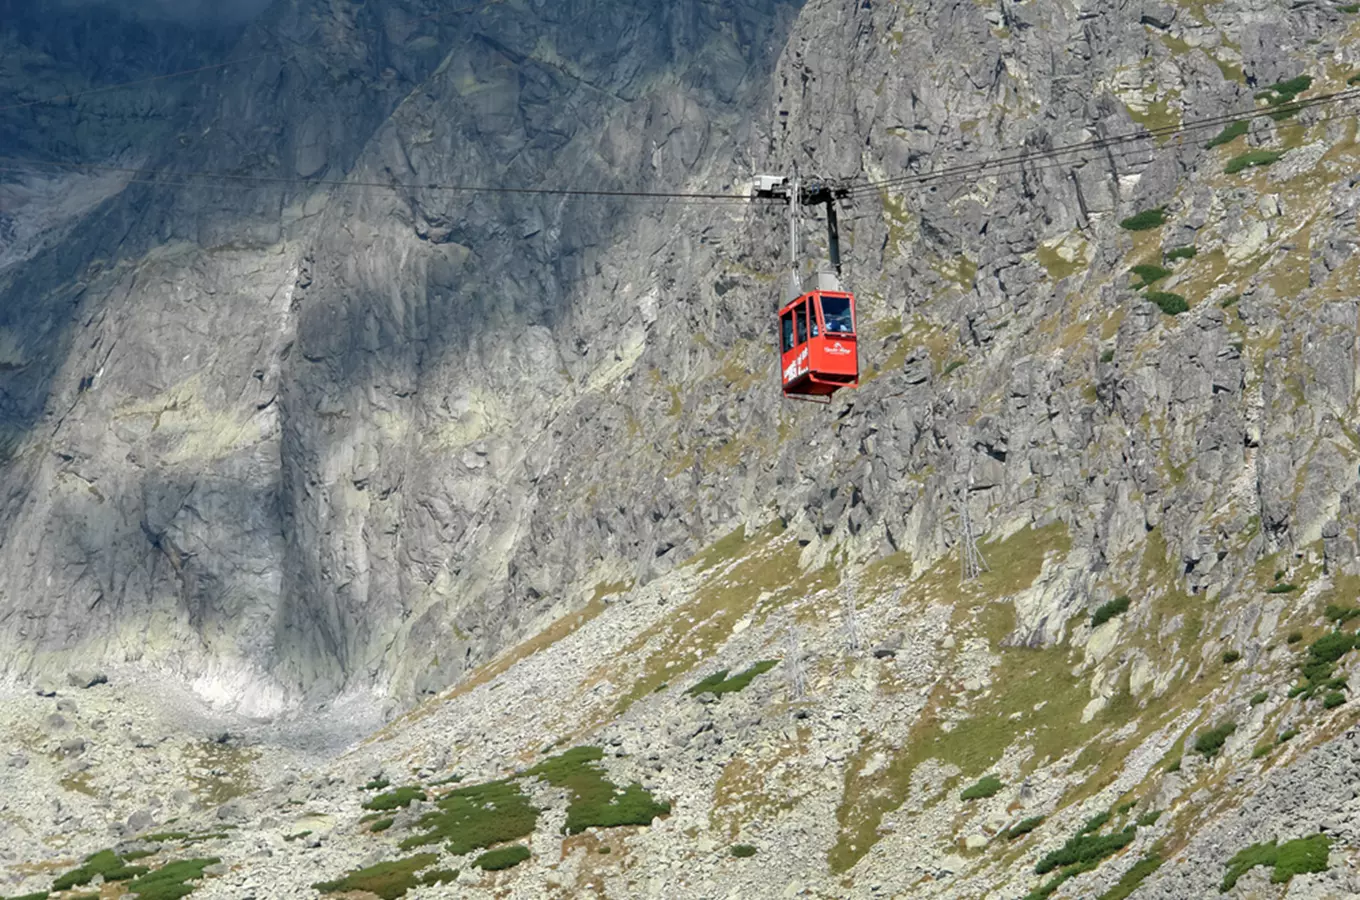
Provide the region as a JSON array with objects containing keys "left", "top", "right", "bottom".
[{"left": 4, "top": 0, "right": 1360, "bottom": 897}]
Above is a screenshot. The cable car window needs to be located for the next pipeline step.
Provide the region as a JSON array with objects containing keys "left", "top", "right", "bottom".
[
  {"left": 781, "top": 312, "right": 794, "bottom": 352},
  {"left": 822, "top": 296, "right": 854, "bottom": 334},
  {"left": 795, "top": 303, "right": 808, "bottom": 345},
  {"left": 810, "top": 303, "right": 820, "bottom": 338}
]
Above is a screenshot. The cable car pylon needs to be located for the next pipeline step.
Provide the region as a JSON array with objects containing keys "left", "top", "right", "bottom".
[{"left": 754, "top": 173, "right": 860, "bottom": 403}]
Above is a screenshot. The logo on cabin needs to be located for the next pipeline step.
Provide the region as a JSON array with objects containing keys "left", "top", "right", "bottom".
[
  {"left": 783, "top": 347, "right": 809, "bottom": 383},
  {"left": 826, "top": 342, "right": 851, "bottom": 356}
]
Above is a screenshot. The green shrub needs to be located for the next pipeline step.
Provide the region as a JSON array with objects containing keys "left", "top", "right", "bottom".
[
  {"left": 1220, "top": 834, "right": 1329, "bottom": 892},
  {"left": 364, "top": 786, "right": 426, "bottom": 812},
  {"left": 1079, "top": 811, "right": 1112, "bottom": 835},
  {"left": 1166, "top": 757, "right": 1181, "bottom": 773},
  {"left": 1193, "top": 722, "right": 1236, "bottom": 758},
  {"left": 1252, "top": 741, "right": 1272, "bottom": 759},
  {"left": 1164, "top": 246, "right": 1197, "bottom": 261},
  {"left": 1300, "top": 631, "right": 1356, "bottom": 694},
  {"left": 418, "top": 868, "right": 458, "bottom": 886},
  {"left": 1005, "top": 816, "right": 1045, "bottom": 840},
  {"left": 1135, "top": 810, "right": 1162, "bottom": 828},
  {"left": 399, "top": 779, "right": 538, "bottom": 855},
  {"left": 1220, "top": 294, "right": 1240, "bottom": 308},
  {"left": 1120, "top": 208, "right": 1166, "bottom": 231},
  {"left": 315, "top": 854, "right": 439, "bottom": 899},
  {"left": 1099, "top": 854, "right": 1163, "bottom": 900},
  {"left": 52, "top": 850, "right": 138, "bottom": 891},
  {"left": 687, "top": 661, "right": 779, "bottom": 698},
  {"left": 960, "top": 774, "right": 1005, "bottom": 801},
  {"left": 525, "top": 746, "right": 670, "bottom": 834},
  {"left": 942, "top": 359, "right": 966, "bottom": 376},
  {"left": 1222, "top": 649, "right": 1241, "bottom": 664},
  {"left": 1100, "top": 349, "right": 1115, "bottom": 364},
  {"left": 371, "top": 818, "right": 395, "bottom": 833},
  {"left": 1130, "top": 264, "right": 1172, "bottom": 289},
  {"left": 1278, "top": 728, "right": 1298, "bottom": 744},
  {"left": 473, "top": 845, "right": 530, "bottom": 871},
  {"left": 1035, "top": 826, "right": 1137, "bottom": 875},
  {"left": 1024, "top": 860, "right": 1100, "bottom": 900},
  {"left": 1258, "top": 75, "right": 1313, "bottom": 119},
  {"left": 364, "top": 776, "right": 391, "bottom": 791},
  {"left": 1344, "top": 4, "right": 1360, "bottom": 13},
  {"left": 731, "top": 844, "right": 759, "bottom": 858},
  {"left": 1115, "top": 800, "right": 1136, "bottom": 815},
  {"left": 9, "top": 893, "right": 53, "bottom": 900},
  {"left": 598, "top": 846, "right": 611, "bottom": 854},
  {"left": 1091, "top": 596, "right": 1132, "bottom": 628},
  {"left": 1205, "top": 120, "right": 1248, "bottom": 149},
  {"left": 121, "top": 858, "right": 221, "bottom": 900},
  {"left": 1225, "top": 150, "right": 1285, "bottom": 174},
  {"left": 1267, "top": 583, "right": 1298, "bottom": 594},
  {"left": 1325, "top": 604, "right": 1360, "bottom": 624},
  {"left": 1250, "top": 691, "right": 1269, "bottom": 706},
  {"left": 1287, "top": 631, "right": 1303, "bottom": 644},
  {"left": 1323, "top": 691, "right": 1346, "bottom": 709},
  {"left": 1148, "top": 292, "right": 1189, "bottom": 315}
]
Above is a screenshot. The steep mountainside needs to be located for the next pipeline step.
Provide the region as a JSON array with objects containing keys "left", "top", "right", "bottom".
[{"left": 4, "top": 0, "right": 1360, "bottom": 898}]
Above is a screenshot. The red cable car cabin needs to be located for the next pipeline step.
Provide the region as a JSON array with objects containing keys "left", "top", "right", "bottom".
[{"left": 778, "top": 290, "right": 858, "bottom": 400}]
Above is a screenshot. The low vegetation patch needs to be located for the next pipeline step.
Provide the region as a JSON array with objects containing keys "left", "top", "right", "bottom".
[
  {"left": 1267, "top": 582, "right": 1298, "bottom": 594},
  {"left": 1005, "top": 816, "right": 1045, "bottom": 840},
  {"left": 1130, "top": 265, "right": 1171, "bottom": 289},
  {"left": 364, "top": 786, "right": 426, "bottom": 812},
  {"left": 1024, "top": 860, "right": 1099, "bottom": 900},
  {"left": 1225, "top": 149, "right": 1285, "bottom": 174},
  {"left": 1325, "top": 604, "right": 1360, "bottom": 624},
  {"left": 1091, "top": 596, "right": 1131, "bottom": 628},
  {"left": 1222, "top": 650, "right": 1241, "bottom": 664},
  {"left": 473, "top": 845, "right": 530, "bottom": 871},
  {"left": 118, "top": 858, "right": 220, "bottom": 900},
  {"left": 525, "top": 746, "right": 671, "bottom": 834},
  {"left": 1035, "top": 825, "right": 1137, "bottom": 875},
  {"left": 1298, "top": 631, "right": 1356, "bottom": 696},
  {"left": 1099, "top": 853, "right": 1163, "bottom": 900},
  {"left": 52, "top": 850, "right": 148, "bottom": 891},
  {"left": 731, "top": 844, "right": 759, "bottom": 858},
  {"left": 686, "top": 661, "right": 779, "bottom": 698},
  {"left": 1250, "top": 691, "right": 1269, "bottom": 705},
  {"left": 399, "top": 779, "right": 538, "bottom": 856},
  {"left": 1164, "top": 246, "right": 1197, "bottom": 262},
  {"left": 1135, "top": 810, "right": 1162, "bottom": 828},
  {"left": 1205, "top": 119, "right": 1248, "bottom": 149},
  {"left": 364, "top": 776, "right": 391, "bottom": 791},
  {"left": 1147, "top": 292, "right": 1189, "bottom": 315},
  {"left": 1257, "top": 74, "right": 1313, "bottom": 119},
  {"left": 1324, "top": 691, "right": 1346, "bottom": 709},
  {"left": 1220, "top": 834, "right": 1330, "bottom": 891},
  {"left": 960, "top": 774, "right": 1004, "bottom": 801},
  {"left": 1080, "top": 811, "right": 1112, "bottom": 835},
  {"left": 1278, "top": 728, "right": 1299, "bottom": 744},
  {"left": 1119, "top": 208, "right": 1166, "bottom": 231},
  {"left": 314, "top": 854, "right": 439, "bottom": 899},
  {"left": 1193, "top": 722, "right": 1236, "bottom": 758},
  {"left": 419, "top": 868, "right": 458, "bottom": 886}
]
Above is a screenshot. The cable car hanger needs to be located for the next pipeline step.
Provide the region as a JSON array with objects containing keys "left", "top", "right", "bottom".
[{"left": 755, "top": 173, "right": 860, "bottom": 404}]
